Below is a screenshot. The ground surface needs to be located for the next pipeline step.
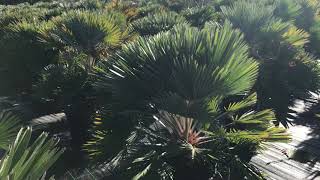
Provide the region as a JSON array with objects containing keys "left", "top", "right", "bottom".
[{"left": 251, "top": 97, "right": 320, "bottom": 180}]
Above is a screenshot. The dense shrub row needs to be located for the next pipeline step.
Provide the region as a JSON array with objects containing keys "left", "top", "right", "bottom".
[{"left": 0, "top": 0, "right": 319, "bottom": 179}]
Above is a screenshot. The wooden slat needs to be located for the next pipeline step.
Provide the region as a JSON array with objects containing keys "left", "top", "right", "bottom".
[{"left": 251, "top": 125, "right": 320, "bottom": 180}]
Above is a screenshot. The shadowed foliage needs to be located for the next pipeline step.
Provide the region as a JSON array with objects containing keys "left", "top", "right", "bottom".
[
  {"left": 85, "top": 22, "right": 289, "bottom": 179},
  {"left": 132, "top": 11, "right": 186, "bottom": 36},
  {"left": 222, "top": 0, "right": 320, "bottom": 127}
]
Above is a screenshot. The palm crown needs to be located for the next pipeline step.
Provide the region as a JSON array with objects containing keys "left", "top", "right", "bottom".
[
  {"left": 87, "top": 22, "right": 289, "bottom": 179},
  {"left": 41, "top": 10, "right": 135, "bottom": 69},
  {"left": 98, "top": 22, "right": 257, "bottom": 117},
  {"left": 221, "top": 0, "right": 320, "bottom": 126}
]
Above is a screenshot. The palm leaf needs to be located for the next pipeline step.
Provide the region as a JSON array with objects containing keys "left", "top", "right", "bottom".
[
  {"left": 282, "top": 26, "right": 310, "bottom": 47},
  {"left": 226, "top": 93, "right": 257, "bottom": 112},
  {"left": 229, "top": 127, "right": 290, "bottom": 143},
  {"left": 274, "top": 0, "right": 302, "bottom": 21},
  {"left": 132, "top": 163, "right": 152, "bottom": 180},
  {"left": 40, "top": 10, "right": 136, "bottom": 68},
  {"left": 97, "top": 21, "right": 258, "bottom": 117},
  {"left": 0, "top": 127, "right": 64, "bottom": 180},
  {"left": 221, "top": 0, "right": 275, "bottom": 39},
  {"left": 132, "top": 11, "right": 186, "bottom": 36},
  {"left": 0, "top": 111, "right": 21, "bottom": 151},
  {"left": 233, "top": 109, "right": 276, "bottom": 127},
  {"left": 182, "top": 6, "right": 218, "bottom": 28}
]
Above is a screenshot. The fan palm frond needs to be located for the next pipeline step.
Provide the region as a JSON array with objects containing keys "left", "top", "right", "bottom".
[
  {"left": 50, "top": 11, "right": 122, "bottom": 53},
  {"left": 0, "top": 6, "right": 48, "bottom": 29},
  {"left": 282, "top": 26, "right": 310, "bottom": 47},
  {"left": 132, "top": 11, "right": 186, "bottom": 36},
  {"left": 6, "top": 20, "right": 54, "bottom": 40},
  {"left": 0, "top": 19, "right": 57, "bottom": 95},
  {"left": 40, "top": 10, "right": 136, "bottom": 68},
  {"left": 294, "top": 0, "right": 319, "bottom": 30},
  {"left": 226, "top": 93, "right": 257, "bottom": 113},
  {"left": 156, "top": 111, "right": 209, "bottom": 148},
  {"left": 231, "top": 109, "right": 275, "bottom": 130},
  {"left": 230, "top": 127, "right": 290, "bottom": 142},
  {"left": 221, "top": 0, "right": 320, "bottom": 127},
  {"left": 221, "top": 0, "right": 276, "bottom": 40},
  {"left": 137, "top": 3, "right": 165, "bottom": 18},
  {"left": 105, "top": 110, "right": 275, "bottom": 179},
  {"left": 182, "top": 6, "right": 219, "bottom": 28},
  {"left": 0, "top": 111, "right": 21, "bottom": 151},
  {"left": 90, "top": 21, "right": 261, "bottom": 164},
  {"left": 97, "top": 21, "right": 258, "bottom": 118},
  {"left": 0, "top": 127, "right": 64, "bottom": 180},
  {"left": 274, "top": 0, "right": 302, "bottom": 21},
  {"left": 89, "top": 20, "right": 290, "bottom": 179}
]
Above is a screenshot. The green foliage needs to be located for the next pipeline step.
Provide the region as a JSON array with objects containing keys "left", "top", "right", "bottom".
[
  {"left": 0, "top": 127, "right": 64, "bottom": 180},
  {"left": 32, "top": 54, "right": 96, "bottom": 167},
  {"left": 0, "top": 112, "right": 21, "bottom": 150},
  {"left": 86, "top": 22, "right": 289, "bottom": 179},
  {"left": 132, "top": 11, "right": 186, "bottom": 36},
  {"left": 3, "top": 0, "right": 320, "bottom": 178},
  {"left": 24, "top": 6, "right": 137, "bottom": 171},
  {"left": 0, "top": 6, "right": 47, "bottom": 29},
  {"left": 222, "top": 0, "right": 320, "bottom": 126},
  {"left": 294, "top": 0, "right": 319, "bottom": 30},
  {"left": 221, "top": 0, "right": 276, "bottom": 40},
  {"left": 42, "top": 10, "right": 135, "bottom": 69},
  {"left": 0, "top": 20, "right": 57, "bottom": 95},
  {"left": 182, "top": 6, "right": 219, "bottom": 28},
  {"left": 152, "top": 0, "right": 216, "bottom": 12},
  {"left": 236, "top": 127, "right": 290, "bottom": 142},
  {"left": 274, "top": 0, "right": 302, "bottom": 21},
  {"left": 33, "top": 55, "right": 89, "bottom": 107},
  {"left": 310, "top": 18, "right": 320, "bottom": 55},
  {"left": 97, "top": 22, "right": 257, "bottom": 116},
  {"left": 105, "top": 0, "right": 140, "bottom": 22},
  {"left": 0, "top": 0, "right": 48, "bottom": 5},
  {"left": 137, "top": 3, "right": 165, "bottom": 18},
  {"left": 108, "top": 111, "right": 268, "bottom": 180},
  {"left": 282, "top": 26, "right": 310, "bottom": 47}
]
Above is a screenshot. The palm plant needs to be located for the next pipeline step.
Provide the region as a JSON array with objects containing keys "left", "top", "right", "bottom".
[
  {"left": 0, "top": 20, "right": 57, "bottom": 96},
  {"left": 41, "top": 10, "right": 135, "bottom": 70},
  {"left": 0, "top": 127, "right": 64, "bottom": 180},
  {"left": 132, "top": 11, "right": 186, "bottom": 36},
  {"left": 222, "top": 0, "right": 320, "bottom": 126},
  {"left": 294, "top": 0, "right": 319, "bottom": 31},
  {"left": 107, "top": 109, "right": 287, "bottom": 180},
  {"left": 85, "top": 22, "right": 289, "bottom": 179},
  {"left": 0, "top": 6, "right": 48, "bottom": 29},
  {"left": 136, "top": 3, "right": 165, "bottom": 18},
  {"left": 32, "top": 54, "right": 96, "bottom": 170},
  {"left": 272, "top": 0, "right": 320, "bottom": 55},
  {"left": 105, "top": 0, "right": 140, "bottom": 22},
  {"left": 273, "top": 0, "right": 302, "bottom": 22},
  {"left": 154, "top": 0, "right": 215, "bottom": 12},
  {"left": 95, "top": 22, "right": 259, "bottom": 118},
  {"left": 20, "top": 9, "right": 136, "bottom": 172},
  {"left": 221, "top": 0, "right": 276, "bottom": 42},
  {"left": 33, "top": 10, "right": 137, "bottom": 162},
  {"left": 181, "top": 6, "right": 219, "bottom": 28}
]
